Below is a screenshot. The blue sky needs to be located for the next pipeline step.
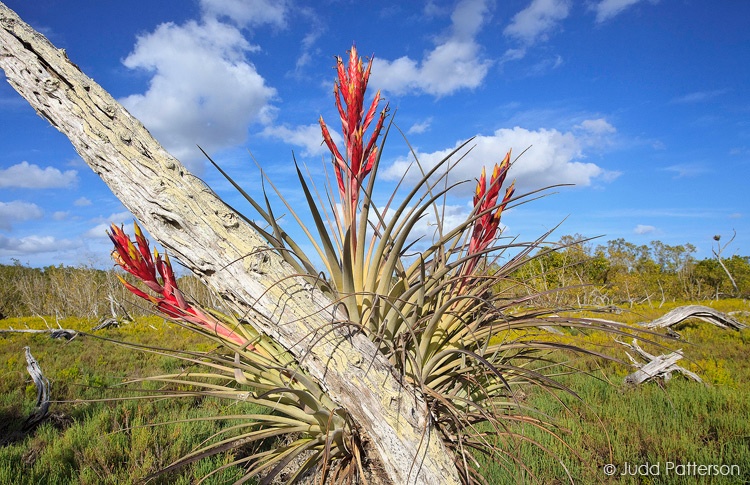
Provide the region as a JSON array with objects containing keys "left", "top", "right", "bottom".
[{"left": 1, "top": 0, "right": 748, "bottom": 268}]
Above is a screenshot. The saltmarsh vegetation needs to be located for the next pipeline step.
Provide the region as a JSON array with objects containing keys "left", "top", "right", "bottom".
[
  {"left": 2, "top": 45, "right": 748, "bottom": 484},
  {"left": 0, "top": 316, "right": 255, "bottom": 484},
  {"left": 2, "top": 310, "right": 749, "bottom": 484}
]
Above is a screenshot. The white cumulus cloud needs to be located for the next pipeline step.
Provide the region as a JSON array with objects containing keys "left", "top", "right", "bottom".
[
  {"left": 119, "top": 5, "right": 280, "bottom": 170},
  {"left": 0, "top": 235, "right": 79, "bottom": 256},
  {"left": 0, "top": 201, "right": 44, "bottom": 230},
  {"left": 504, "top": 0, "right": 571, "bottom": 45},
  {"left": 261, "top": 124, "right": 330, "bottom": 157},
  {"left": 371, "top": 0, "right": 492, "bottom": 97},
  {"left": 0, "top": 162, "right": 77, "bottom": 189},
  {"left": 84, "top": 211, "right": 134, "bottom": 239},
  {"left": 633, "top": 224, "right": 656, "bottom": 235},
  {"left": 576, "top": 118, "right": 616, "bottom": 135},
  {"left": 383, "top": 123, "right": 618, "bottom": 195},
  {"left": 84, "top": 223, "right": 117, "bottom": 239},
  {"left": 200, "top": 0, "right": 289, "bottom": 28},
  {"left": 593, "top": 0, "right": 655, "bottom": 23},
  {"left": 407, "top": 118, "right": 433, "bottom": 135}
]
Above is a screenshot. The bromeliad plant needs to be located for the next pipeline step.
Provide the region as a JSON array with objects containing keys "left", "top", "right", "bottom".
[
  {"left": 113, "top": 45, "right": 644, "bottom": 483},
  {"left": 109, "top": 222, "right": 363, "bottom": 484}
]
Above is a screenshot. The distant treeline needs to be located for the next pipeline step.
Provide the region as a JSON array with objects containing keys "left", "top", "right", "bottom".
[
  {"left": 509, "top": 236, "right": 749, "bottom": 307},
  {"left": 0, "top": 261, "right": 217, "bottom": 320},
  {"left": 1, "top": 237, "right": 747, "bottom": 319}
]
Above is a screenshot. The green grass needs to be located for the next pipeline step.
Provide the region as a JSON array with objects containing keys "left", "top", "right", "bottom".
[
  {"left": 1, "top": 302, "right": 749, "bottom": 484},
  {"left": 0, "top": 316, "right": 258, "bottom": 484},
  {"left": 481, "top": 370, "right": 750, "bottom": 484},
  {"left": 481, "top": 299, "right": 750, "bottom": 484}
]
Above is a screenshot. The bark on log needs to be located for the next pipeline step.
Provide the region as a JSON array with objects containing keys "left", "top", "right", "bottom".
[
  {"left": 639, "top": 305, "right": 747, "bottom": 331},
  {"left": 0, "top": 5, "right": 460, "bottom": 484}
]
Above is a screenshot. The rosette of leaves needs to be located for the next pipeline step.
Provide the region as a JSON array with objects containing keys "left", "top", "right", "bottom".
[
  {"left": 199, "top": 46, "right": 645, "bottom": 483},
  {"left": 114, "top": 46, "right": 648, "bottom": 483},
  {"left": 109, "top": 223, "right": 363, "bottom": 484}
]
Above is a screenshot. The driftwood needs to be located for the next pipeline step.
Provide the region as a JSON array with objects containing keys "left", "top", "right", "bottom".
[
  {"left": 22, "top": 347, "right": 51, "bottom": 430},
  {"left": 92, "top": 318, "right": 120, "bottom": 331},
  {"left": 640, "top": 305, "right": 747, "bottom": 331},
  {"left": 0, "top": 5, "right": 459, "bottom": 483},
  {"left": 617, "top": 339, "right": 703, "bottom": 385},
  {"left": 0, "top": 328, "right": 78, "bottom": 339},
  {"left": 619, "top": 305, "right": 746, "bottom": 385}
]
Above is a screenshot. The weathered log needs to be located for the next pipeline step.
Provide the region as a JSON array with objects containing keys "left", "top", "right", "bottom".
[
  {"left": 617, "top": 339, "right": 703, "bottom": 385},
  {"left": 22, "top": 347, "right": 51, "bottom": 430},
  {"left": 640, "top": 305, "right": 747, "bottom": 331},
  {"left": 0, "top": 328, "right": 78, "bottom": 339},
  {"left": 0, "top": 5, "right": 459, "bottom": 483},
  {"left": 92, "top": 318, "right": 120, "bottom": 331}
]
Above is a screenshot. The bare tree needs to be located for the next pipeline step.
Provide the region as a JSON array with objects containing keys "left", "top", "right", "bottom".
[
  {"left": 712, "top": 232, "right": 740, "bottom": 296},
  {"left": 0, "top": 5, "right": 460, "bottom": 484}
]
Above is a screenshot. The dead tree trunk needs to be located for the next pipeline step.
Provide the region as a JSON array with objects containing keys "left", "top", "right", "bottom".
[
  {"left": 0, "top": 5, "right": 460, "bottom": 484},
  {"left": 713, "top": 232, "right": 740, "bottom": 296}
]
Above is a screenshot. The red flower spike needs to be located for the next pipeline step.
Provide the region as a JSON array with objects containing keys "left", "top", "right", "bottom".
[
  {"left": 109, "top": 223, "right": 162, "bottom": 294},
  {"left": 108, "top": 222, "right": 251, "bottom": 348},
  {"left": 319, "top": 45, "right": 389, "bottom": 238},
  {"left": 463, "top": 150, "right": 515, "bottom": 278}
]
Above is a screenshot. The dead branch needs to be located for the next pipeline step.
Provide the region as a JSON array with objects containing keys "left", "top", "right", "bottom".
[
  {"left": 23, "top": 347, "right": 51, "bottom": 430},
  {"left": 617, "top": 339, "right": 703, "bottom": 385},
  {"left": 712, "top": 232, "right": 739, "bottom": 295}
]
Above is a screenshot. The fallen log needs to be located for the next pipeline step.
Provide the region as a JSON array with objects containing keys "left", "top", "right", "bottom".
[
  {"left": 0, "top": 328, "right": 78, "bottom": 339},
  {"left": 640, "top": 305, "right": 747, "bottom": 331},
  {"left": 617, "top": 339, "right": 703, "bottom": 385}
]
